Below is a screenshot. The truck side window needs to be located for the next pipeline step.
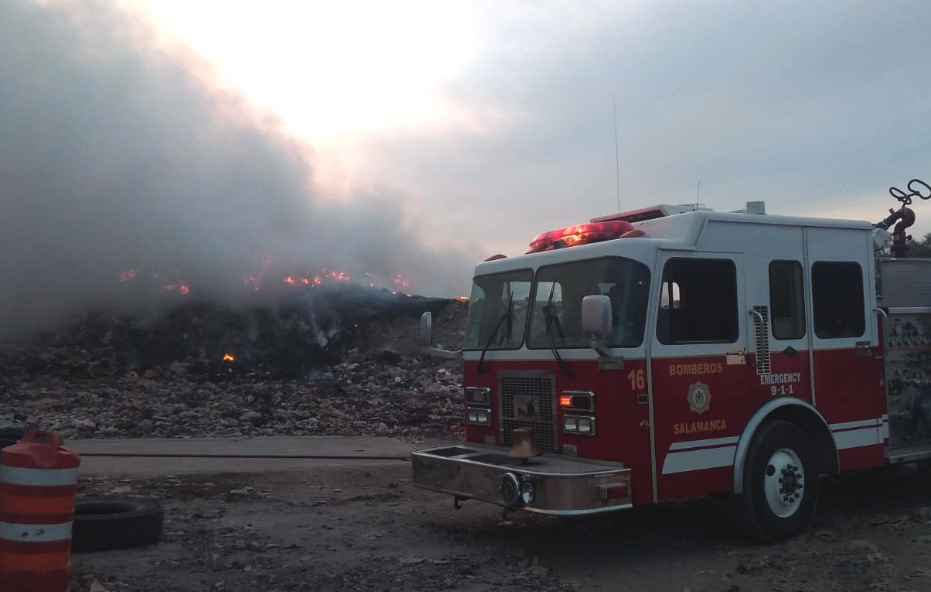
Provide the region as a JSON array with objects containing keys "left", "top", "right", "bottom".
[
  {"left": 812, "top": 262, "right": 865, "bottom": 339},
  {"left": 657, "top": 258, "right": 738, "bottom": 344},
  {"left": 769, "top": 260, "right": 805, "bottom": 340}
]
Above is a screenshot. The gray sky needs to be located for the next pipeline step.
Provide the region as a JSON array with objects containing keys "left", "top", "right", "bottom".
[
  {"left": 352, "top": 0, "right": 931, "bottom": 256},
  {"left": 2, "top": 0, "right": 930, "bottom": 336}
]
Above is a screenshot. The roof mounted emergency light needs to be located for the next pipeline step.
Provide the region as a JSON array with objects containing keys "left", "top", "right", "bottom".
[{"left": 527, "top": 220, "right": 642, "bottom": 253}]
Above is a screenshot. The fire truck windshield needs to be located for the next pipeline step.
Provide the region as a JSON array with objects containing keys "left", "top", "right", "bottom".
[
  {"left": 463, "top": 269, "right": 533, "bottom": 351},
  {"left": 528, "top": 257, "right": 650, "bottom": 349}
]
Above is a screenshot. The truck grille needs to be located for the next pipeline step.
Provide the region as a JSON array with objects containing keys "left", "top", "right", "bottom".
[{"left": 499, "top": 375, "right": 557, "bottom": 452}]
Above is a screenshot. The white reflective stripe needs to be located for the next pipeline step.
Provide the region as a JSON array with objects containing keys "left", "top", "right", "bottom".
[
  {"left": 662, "top": 446, "right": 736, "bottom": 475},
  {"left": 0, "top": 521, "right": 72, "bottom": 542},
  {"left": 669, "top": 436, "right": 739, "bottom": 451},
  {"left": 830, "top": 418, "right": 881, "bottom": 431},
  {"left": 0, "top": 466, "right": 78, "bottom": 487},
  {"left": 879, "top": 420, "right": 889, "bottom": 441},
  {"left": 833, "top": 427, "right": 881, "bottom": 450}
]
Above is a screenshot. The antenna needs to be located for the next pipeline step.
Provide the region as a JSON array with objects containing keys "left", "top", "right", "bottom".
[
  {"left": 695, "top": 179, "right": 701, "bottom": 209},
  {"left": 613, "top": 94, "right": 620, "bottom": 212}
]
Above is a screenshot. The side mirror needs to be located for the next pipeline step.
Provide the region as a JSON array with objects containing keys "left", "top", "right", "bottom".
[
  {"left": 581, "top": 295, "right": 612, "bottom": 340},
  {"left": 581, "top": 295, "right": 621, "bottom": 365},
  {"left": 420, "top": 312, "right": 433, "bottom": 347},
  {"left": 419, "top": 311, "right": 462, "bottom": 360}
]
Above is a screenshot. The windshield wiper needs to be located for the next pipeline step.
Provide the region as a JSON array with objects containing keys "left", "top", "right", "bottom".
[
  {"left": 478, "top": 292, "right": 514, "bottom": 375},
  {"left": 543, "top": 283, "right": 572, "bottom": 376},
  {"left": 504, "top": 290, "right": 514, "bottom": 343}
]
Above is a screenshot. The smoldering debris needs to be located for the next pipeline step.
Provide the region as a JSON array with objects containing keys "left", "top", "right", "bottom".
[
  {"left": 0, "top": 296, "right": 471, "bottom": 442},
  {"left": 0, "top": 285, "right": 451, "bottom": 379}
]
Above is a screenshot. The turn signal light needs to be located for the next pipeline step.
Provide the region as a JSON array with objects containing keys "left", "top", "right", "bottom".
[
  {"left": 559, "top": 391, "right": 595, "bottom": 412},
  {"left": 466, "top": 387, "right": 491, "bottom": 406}
]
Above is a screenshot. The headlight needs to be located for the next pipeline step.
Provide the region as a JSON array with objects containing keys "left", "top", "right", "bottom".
[
  {"left": 466, "top": 407, "right": 492, "bottom": 426},
  {"left": 563, "top": 415, "right": 596, "bottom": 436}
]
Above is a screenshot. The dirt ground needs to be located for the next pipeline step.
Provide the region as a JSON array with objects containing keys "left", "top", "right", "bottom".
[{"left": 71, "top": 460, "right": 931, "bottom": 592}]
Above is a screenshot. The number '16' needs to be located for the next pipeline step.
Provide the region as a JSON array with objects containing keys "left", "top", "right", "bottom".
[{"left": 628, "top": 369, "right": 645, "bottom": 391}]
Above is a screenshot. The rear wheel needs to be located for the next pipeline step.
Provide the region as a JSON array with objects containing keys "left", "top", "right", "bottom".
[{"left": 731, "top": 420, "right": 820, "bottom": 542}]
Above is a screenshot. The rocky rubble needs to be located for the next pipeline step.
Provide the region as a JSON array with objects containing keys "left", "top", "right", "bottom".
[
  {"left": 0, "top": 296, "right": 471, "bottom": 442},
  {"left": 70, "top": 472, "right": 567, "bottom": 592}
]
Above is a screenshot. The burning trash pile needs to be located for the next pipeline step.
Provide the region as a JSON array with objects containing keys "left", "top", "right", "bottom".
[{"left": 0, "top": 285, "right": 470, "bottom": 442}]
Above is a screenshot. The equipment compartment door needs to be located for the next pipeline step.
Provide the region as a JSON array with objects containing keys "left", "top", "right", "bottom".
[{"left": 649, "top": 252, "right": 751, "bottom": 502}]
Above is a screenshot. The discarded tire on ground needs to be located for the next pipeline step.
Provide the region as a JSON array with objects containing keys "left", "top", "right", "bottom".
[
  {"left": 71, "top": 499, "right": 164, "bottom": 553},
  {"left": 0, "top": 427, "right": 24, "bottom": 450}
]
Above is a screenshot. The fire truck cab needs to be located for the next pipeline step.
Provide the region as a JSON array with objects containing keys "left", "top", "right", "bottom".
[{"left": 413, "top": 201, "right": 930, "bottom": 542}]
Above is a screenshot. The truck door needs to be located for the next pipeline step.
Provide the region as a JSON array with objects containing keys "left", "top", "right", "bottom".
[
  {"left": 741, "top": 223, "right": 813, "bottom": 409},
  {"left": 649, "top": 252, "right": 751, "bottom": 502},
  {"left": 805, "top": 227, "right": 884, "bottom": 470}
]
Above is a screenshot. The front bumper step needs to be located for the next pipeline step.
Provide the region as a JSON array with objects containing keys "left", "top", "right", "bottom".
[{"left": 412, "top": 444, "right": 632, "bottom": 515}]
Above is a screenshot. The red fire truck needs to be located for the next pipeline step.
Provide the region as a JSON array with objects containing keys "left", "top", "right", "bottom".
[{"left": 413, "top": 183, "right": 931, "bottom": 542}]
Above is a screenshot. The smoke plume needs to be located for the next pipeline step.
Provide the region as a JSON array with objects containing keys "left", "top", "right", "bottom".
[{"left": 0, "top": 0, "right": 472, "bottom": 339}]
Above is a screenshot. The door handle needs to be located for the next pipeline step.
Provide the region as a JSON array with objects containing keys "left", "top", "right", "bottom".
[{"left": 873, "top": 308, "right": 888, "bottom": 359}]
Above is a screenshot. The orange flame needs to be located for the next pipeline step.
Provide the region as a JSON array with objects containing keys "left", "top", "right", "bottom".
[
  {"left": 392, "top": 273, "right": 411, "bottom": 289},
  {"left": 121, "top": 260, "right": 365, "bottom": 294},
  {"left": 454, "top": 296, "right": 470, "bottom": 302},
  {"left": 277, "top": 271, "right": 347, "bottom": 287},
  {"left": 222, "top": 353, "right": 235, "bottom": 362},
  {"left": 162, "top": 281, "right": 190, "bottom": 295},
  {"left": 119, "top": 269, "right": 140, "bottom": 282},
  {"left": 242, "top": 258, "right": 273, "bottom": 291}
]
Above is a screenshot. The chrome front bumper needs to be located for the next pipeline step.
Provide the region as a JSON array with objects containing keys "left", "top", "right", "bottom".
[{"left": 411, "top": 444, "right": 632, "bottom": 515}]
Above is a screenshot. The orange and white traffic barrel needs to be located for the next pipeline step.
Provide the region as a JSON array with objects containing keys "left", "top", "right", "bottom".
[{"left": 0, "top": 430, "right": 80, "bottom": 592}]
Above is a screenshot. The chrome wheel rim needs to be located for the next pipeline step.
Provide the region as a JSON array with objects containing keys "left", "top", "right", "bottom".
[{"left": 763, "top": 447, "right": 804, "bottom": 518}]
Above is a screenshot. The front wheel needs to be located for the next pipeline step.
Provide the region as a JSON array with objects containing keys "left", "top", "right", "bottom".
[{"left": 731, "top": 420, "right": 820, "bottom": 542}]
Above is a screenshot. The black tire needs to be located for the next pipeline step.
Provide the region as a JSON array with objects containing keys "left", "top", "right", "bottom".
[
  {"left": 731, "top": 420, "right": 820, "bottom": 543},
  {"left": 71, "top": 499, "right": 164, "bottom": 553}
]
